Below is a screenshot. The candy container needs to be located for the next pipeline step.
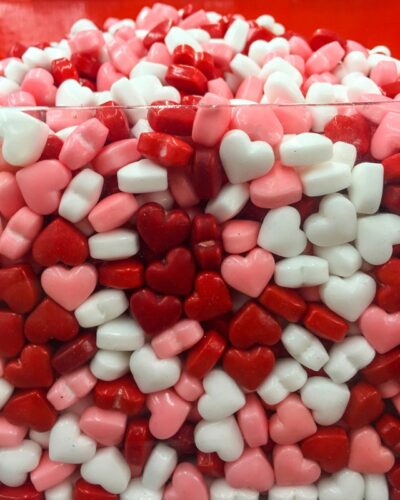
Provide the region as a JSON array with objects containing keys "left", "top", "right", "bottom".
[{"left": 0, "top": 4, "right": 400, "bottom": 499}]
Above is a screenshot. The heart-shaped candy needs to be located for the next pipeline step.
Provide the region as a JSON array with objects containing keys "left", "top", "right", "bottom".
[
  {"left": 142, "top": 443, "right": 177, "bottom": 490},
  {"left": 75, "top": 289, "right": 129, "bottom": 328},
  {"left": 0, "top": 264, "right": 40, "bottom": 314},
  {"left": 96, "top": 315, "right": 145, "bottom": 352},
  {"left": 343, "top": 382, "right": 384, "bottom": 429},
  {"left": 348, "top": 426, "right": 395, "bottom": 473},
  {"left": 273, "top": 445, "right": 321, "bottom": 486},
  {"left": 275, "top": 256, "right": 329, "bottom": 288},
  {"left": 281, "top": 324, "right": 329, "bottom": 371},
  {"left": 0, "top": 439, "right": 41, "bottom": 487},
  {"left": 301, "top": 427, "right": 350, "bottom": 473},
  {"left": 360, "top": 306, "right": 400, "bottom": 353},
  {"left": 225, "top": 447, "right": 274, "bottom": 492},
  {"left": 237, "top": 394, "right": 268, "bottom": 448},
  {"left": 4, "top": 345, "right": 53, "bottom": 388},
  {"left": 268, "top": 485, "right": 318, "bottom": 500},
  {"left": 356, "top": 213, "right": 400, "bottom": 265},
  {"left": 209, "top": 479, "right": 258, "bottom": 500},
  {"left": 194, "top": 416, "right": 244, "bottom": 462},
  {"left": 79, "top": 407, "right": 127, "bottom": 447},
  {"left": 4, "top": 389, "right": 57, "bottom": 432},
  {"left": 30, "top": 450, "right": 76, "bottom": 492},
  {"left": 314, "top": 244, "right": 362, "bottom": 278},
  {"left": 318, "top": 469, "right": 365, "bottom": 500},
  {"left": 94, "top": 375, "right": 145, "bottom": 416},
  {"left": 164, "top": 463, "right": 209, "bottom": 500},
  {"left": 147, "top": 389, "right": 191, "bottom": 439},
  {"left": 151, "top": 319, "right": 203, "bottom": 359},
  {"left": 121, "top": 478, "right": 162, "bottom": 500}
]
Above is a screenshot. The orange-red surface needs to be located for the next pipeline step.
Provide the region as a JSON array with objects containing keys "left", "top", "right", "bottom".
[{"left": 1, "top": 0, "right": 400, "bottom": 58}]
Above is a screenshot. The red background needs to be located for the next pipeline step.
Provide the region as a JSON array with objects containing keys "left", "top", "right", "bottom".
[{"left": 1, "top": 0, "right": 400, "bottom": 58}]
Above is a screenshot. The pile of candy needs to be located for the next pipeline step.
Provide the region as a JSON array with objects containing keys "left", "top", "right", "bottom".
[{"left": 1, "top": 2, "right": 400, "bottom": 499}]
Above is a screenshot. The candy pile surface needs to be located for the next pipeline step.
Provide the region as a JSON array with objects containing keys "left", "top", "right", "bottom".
[{"left": 1, "top": 3, "right": 400, "bottom": 499}]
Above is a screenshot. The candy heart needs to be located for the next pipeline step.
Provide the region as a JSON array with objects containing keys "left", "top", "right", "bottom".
[
  {"left": 270, "top": 395, "right": 317, "bottom": 445},
  {"left": 273, "top": 445, "right": 321, "bottom": 486},
  {"left": 304, "top": 193, "right": 357, "bottom": 247},
  {"left": 268, "top": 485, "right": 318, "bottom": 500},
  {"left": 94, "top": 375, "right": 145, "bottom": 416},
  {"left": 0, "top": 440, "right": 41, "bottom": 487},
  {"left": 219, "top": 129, "right": 274, "bottom": 184},
  {"left": 364, "top": 474, "right": 389, "bottom": 500},
  {"left": 300, "top": 377, "right": 350, "bottom": 426},
  {"left": 0, "top": 171, "right": 25, "bottom": 219},
  {"left": 130, "top": 344, "right": 181, "bottom": 394},
  {"left": 75, "top": 290, "right": 129, "bottom": 328},
  {"left": 314, "top": 244, "right": 362, "bottom": 278},
  {"left": 88, "top": 229, "right": 140, "bottom": 261},
  {"left": 0, "top": 264, "right": 40, "bottom": 314},
  {"left": 24, "top": 298, "right": 79, "bottom": 344},
  {"left": 41, "top": 264, "right": 97, "bottom": 311},
  {"left": 194, "top": 416, "right": 244, "bottom": 462},
  {"left": 51, "top": 331, "right": 97, "bottom": 374},
  {"left": 79, "top": 407, "right": 127, "bottom": 447},
  {"left": 147, "top": 389, "right": 191, "bottom": 439},
  {"left": 209, "top": 479, "right": 259, "bottom": 500},
  {"left": 303, "top": 303, "right": 349, "bottom": 343},
  {"left": 279, "top": 133, "right": 333, "bottom": 168},
  {"left": 47, "top": 367, "right": 96, "bottom": 411},
  {"left": 56, "top": 79, "right": 94, "bottom": 107},
  {"left": 80, "top": 447, "right": 131, "bottom": 495},
  {"left": 324, "top": 337, "right": 375, "bottom": 384},
  {"left": 142, "top": 443, "right": 177, "bottom": 490},
  {"left": 0, "top": 207, "right": 43, "bottom": 260},
  {"left": 257, "top": 359, "right": 308, "bottom": 405},
  {"left": 318, "top": 469, "right": 365, "bottom": 500},
  {"left": 274, "top": 256, "right": 329, "bottom": 288},
  {"left": 184, "top": 272, "right": 232, "bottom": 321},
  {"left": 98, "top": 259, "right": 144, "bottom": 290},
  {"left": 231, "top": 104, "right": 283, "bottom": 145},
  {"left": 30, "top": 451, "right": 76, "bottom": 492},
  {"left": 0, "top": 417, "right": 27, "bottom": 447},
  {"left": 96, "top": 315, "right": 145, "bottom": 352},
  {"left": 356, "top": 213, "right": 400, "bottom": 265},
  {"left": 0, "top": 108, "right": 49, "bottom": 166},
  {"left": 0, "top": 311, "right": 24, "bottom": 358},
  {"left": 348, "top": 162, "right": 383, "bottom": 215},
  {"left": 152, "top": 319, "right": 204, "bottom": 359},
  {"left": 130, "top": 289, "right": 182, "bottom": 334},
  {"left": 185, "top": 330, "right": 227, "bottom": 380},
  {"left": 90, "top": 349, "right": 130, "bottom": 381},
  {"left": 32, "top": 218, "right": 89, "bottom": 267},
  {"left": 0, "top": 483, "right": 44, "bottom": 500},
  {"left": 74, "top": 478, "right": 119, "bottom": 500},
  {"left": 49, "top": 413, "right": 96, "bottom": 464},
  {"left": 258, "top": 206, "right": 307, "bottom": 258},
  {"left": 281, "top": 324, "right": 329, "bottom": 371},
  {"left": 4, "top": 345, "right": 53, "bottom": 388},
  {"left": 223, "top": 346, "right": 275, "bottom": 391},
  {"left": 360, "top": 306, "right": 400, "bottom": 353},
  {"left": 225, "top": 447, "right": 274, "bottom": 492},
  {"left": 301, "top": 427, "right": 350, "bottom": 473},
  {"left": 258, "top": 284, "right": 306, "bottom": 323},
  {"left": 320, "top": 272, "right": 376, "bottom": 322},
  {"left": 221, "top": 248, "right": 275, "bottom": 298},
  {"left": 164, "top": 462, "right": 209, "bottom": 500},
  {"left": 4, "top": 389, "right": 57, "bottom": 432},
  {"left": 145, "top": 247, "right": 196, "bottom": 296},
  {"left": 348, "top": 426, "right": 395, "bottom": 473},
  {"left": 343, "top": 382, "right": 384, "bottom": 429}
]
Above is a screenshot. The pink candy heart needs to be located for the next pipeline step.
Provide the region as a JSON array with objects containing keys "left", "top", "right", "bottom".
[
  {"left": 348, "top": 426, "right": 395, "bottom": 474},
  {"left": 164, "top": 463, "right": 208, "bottom": 500},
  {"left": 225, "top": 447, "right": 274, "bottom": 492},
  {"left": 360, "top": 305, "right": 400, "bottom": 353},
  {"left": 41, "top": 264, "right": 97, "bottom": 311},
  {"left": 222, "top": 220, "right": 260, "bottom": 255},
  {"left": 221, "top": 248, "right": 275, "bottom": 297},
  {"left": 231, "top": 106, "right": 283, "bottom": 146},
  {"left": 30, "top": 451, "right": 76, "bottom": 492},
  {"left": 273, "top": 445, "right": 321, "bottom": 486},
  {"left": 151, "top": 320, "right": 204, "bottom": 359},
  {"left": 237, "top": 394, "right": 268, "bottom": 448},
  {"left": 269, "top": 394, "right": 317, "bottom": 445},
  {"left": 147, "top": 389, "right": 191, "bottom": 440},
  {"left": 79, "top": 407, "right": 127, "bottom": 447}
]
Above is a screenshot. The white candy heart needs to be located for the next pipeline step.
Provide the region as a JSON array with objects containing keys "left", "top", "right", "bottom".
[
  {"left": 268, "top": 485, "right": 318, "bottom": 500},
  {"left": 258, "top": 206, "right": 307, "bottom": 258},
  {"left": 4, "top": 60, "right": 29, "bottom": 84},
  {"left": 279, "top": 133, "right": 333, "bottom": 168},
  {"left": 324, "top": 337, "right": 375, "bottom": 384},
  {"left": 165, "top": 26, "right": 202, "bottom": 53},
  {"left": 44, "top": 479, "right": 73, "bottom": 500},
  {"left": 142, "top": 443, "right": 177, "bottom": 490},
  {"left": 314, "top": 244, "right": 362, "bottom": 278},
  {"left": 274, "top": 256, "right": 329, "bottom": 288},
  {"left": 198, "top": 369, "right": 246, "bottom": 421},
  {"left": 318, "top": 469, "right": 364, "bottom": 500},
  {"left": 96, "top": 315, "right": 145, "bottom": 351},
  {"left": 0, "top": 440, "right": 41, "bottom": 487},
  {"left": 257, "top": 358, "right": 308, "bottom": 405},
  {"left": 121, "top": 479, "right": 163, "bottom": 500},
  {"left": 220, "top": 130, "right": 274, "bottom": 184},
  {"left": 195, "top": 416, "right": 244, "bottom": 462},
  {"left": 49, "top": 413, "right": 96, "bottom": 464},
  {"left": 210, "top": 479, "right": 259, "bottom": 500},
  {"left": 0, "top": 377, "right": 13, "bottom": 409},
  {"left": 0, "top": 109, "right": 49, "bottom": 167},
  {"left": 305, "top": 83, "right": 337, "bottom": 132},
  {"left": 75, "top": 289, "right": 129, "bottom": 328},
  {"left": 206, "top": 183, "right": 250, "bottom": 223},
  {"left": 264, "top": 72, "right": 304, "bottom": 104},
  {"left": 111, "top": 78, "right": 147, "bottom": 122},
  {"left": 320, "top": 272, "right": 376, "bottom": 322},
  {"left": 130, "top": 61, "right": 168, "bottom": 82},
  {"left": 130, "top": 344, "right": 181, "bottom": 394},
  {"left": 348, "top": 162, "right": 384, "bottom": 215},
  {"left": 260, "top": 57, "right": 303, "bottom": 85},
  {"left": 301, "top": 377, "right": 350, "bottom": 425},
  {"left": 304, "top": 193, "right": 357, "bottom": 247},
  {"left": 281, "top": 324, "right": 329, "bottom": 371},
  {"left": 56, "top": 79, "right": 94, "bottom": 106},
  {"left": 29, "top": 429, "right": 50, "bottom": 448},
  {"left": 330, "top": 141, "right": 357, "bottom": 167},
  {"left": 230, "top": 54, "right": 260, "bottom": 79},
  {"left": 80, "top": 447, "right": 131, "bottom": 494},
  {"left": 356, "top": 213, "right": 400, "bottom": 265},
  {"left": 364, "top": 474, "right": 389, "bottom": 500},
  {"left": 224, "top": 19, "right": 250, "bottom": 53},
  {"left": 90, "top": 349, "right": 130, "bottom": 381},
  {"left": 59, "top": 169, "right": 104, "bottom": 223},
  {"left": 249, "top": 40, "right": 273, "bottom": 65},
  {"left": 88, "top": 229, "right": 140, "bottom": 260},
  {"left": 22, "top": 46, "right": 51, "bottom": 69},
  {"left": 118, "top": 159, "right": 168, "bottom": 194}
]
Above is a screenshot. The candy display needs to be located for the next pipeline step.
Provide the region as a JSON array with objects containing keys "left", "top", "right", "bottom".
[{"left": 1, "top": 3, "right": 400, "bottom": 499}]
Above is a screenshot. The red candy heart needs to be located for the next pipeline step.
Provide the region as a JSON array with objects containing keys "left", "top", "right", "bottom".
[
  {"left": 4, "top": 344, "right": 53, "bottom": 388},
  {"left": 0, "top": 483, "right": 43, "bottom": 500},
  {"left": 51, "top": 57, "right": 79, "bottom": 86},
  {"left": 165, "top": 64, "right": 208, "bottom": 95},
  {"left": 388, "top": 461, "right": 400, "bottom": 489},
  {"left": 145, "top": 247, "right": 195, "bottom": 296},
  {"left": 324, "top": 114, "right": 371, "bottom": 155},
  {"left": 300, "top": 426, "right": 350, "bottom": 473},
  {"left": 362, "top": 349, "right": 400, "bottom": 385},
  {"left": 191, "top": 214, "right": 221, "bottom": 244},
  {"left": 136, "top": 203, "right": 191, "bottom": 254},
  {"left": 343, "top": 382, "right": 385, "bottom": 429},
  {"left": 223, "top": 346, "right": 275, "bottom": 391},
  {"left": 185, "top": 330, "right": 227, "bottom": 379},
  {"left": 94, "top": 375, "right": 145, "bottom": 416},
  {"left": 142, "top": 19, "right": 175, "bottom": 49},
  {"left": 303, "top": 303, "right": 349, "bottom": 342},
  {"left": 98, "top": 259, "right": 144, "bottom": 289},
  {"left": 193, "top": 241, "right": 223, "bottom": 271},
  {"left": 197, "top": 452, "right": 225, "bottom": 478},
  {"left": 258, "top": 284, "right": 307, "bottom": 322},
  {"left": 124, "top": 419, "right": 153, "bottom": 476},
  {"left": 229, "top": 302, "right": 281, "bottom": 348},
  {"left": 39, "top": 134, "right": 64, "bottom": 161},
  {"left": 0, "top": 265, "right": 40, "bottom": 313},
  {"left": 382, "top": 153, "right": 400, "bottom": 184},
  {"left": 309, "top": 28, "right": 346, "bottom": 51},
  {"left": 32, "top": 218, "right": 89, "bottom": 267},
  {"left": 184, "top": 272, "right": 232, "bottom": 321},
  {"left": 24, "top": 298, "right": 79, "bottom": 344},
  {"left": 137, "top": 132, "right": 194, "bottom": 168},
  {"left": 191, "top": 147, "right": 223, "bottom": 200},
  {"left": 51, "top": 332, "right": 97, "bottom": 374},
  {"left": 4, "top": 389, "right": 57, "bottom": 431},
  {"left": 0, "top": 310, "right": 24, "bottom": 358},
  {"left": 376, "top": 414, "right": 400, "bottom": 454},
  {"left": 95, "top": 100, "right": 130, "bottom": 143},
  {"left": 130, "top": 288, "right": 182, "bottom": 334},
  {"left": 74, "top": 479, "right": 118, "bottom": 500},
  {"left": 376, "top": 258, "right": 400, "bottom": 285},
  {"left": 147, "top": 100, "right": 197, "bottom": 136},
  {"left": 376, "top": 259, "right": 400, "bottom": 313},
  {"left": 382, "top": 184, "right": 400, "bottom": 215}
]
